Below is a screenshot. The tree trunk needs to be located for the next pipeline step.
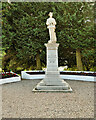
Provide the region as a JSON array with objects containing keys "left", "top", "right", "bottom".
[
  {"left": 86, "top": 66, "right": 90, "bottom": 71},
  {"left": 36, "top": 52, "right": 42, "bottom": 70},
  {"left": 76, "top": 49, "right": 83, "bottom": 71}
]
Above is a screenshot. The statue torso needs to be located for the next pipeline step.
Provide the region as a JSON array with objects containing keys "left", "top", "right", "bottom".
[{"left": 46, "top": 18, "right": 56, "bottom": 26}]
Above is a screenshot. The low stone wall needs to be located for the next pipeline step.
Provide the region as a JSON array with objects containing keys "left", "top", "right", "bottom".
[
  {"left": 0, "top": 72, "right": 21, "bottom": 85},
  {"left": 21, "top": 71, "right": 95, "bottom": 82}
]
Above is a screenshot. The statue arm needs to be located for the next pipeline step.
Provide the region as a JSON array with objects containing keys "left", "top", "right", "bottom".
[
  {"left": 46, "top": 19, "right": 49, "bottom": 25},
  {"left": 54, "top": 19, "right": 56, "bottom": 25}
]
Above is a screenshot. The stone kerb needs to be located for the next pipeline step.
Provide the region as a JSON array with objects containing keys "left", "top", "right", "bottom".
[
  {"left": 0, "top": 72, "right": 21, "bottom": 85},
  {"left": 21, "top": 71, "right": 96, "bottom": 82}
]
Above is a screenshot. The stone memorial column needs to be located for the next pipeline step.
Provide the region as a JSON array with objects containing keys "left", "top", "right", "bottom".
[{"left": 33, "top": 12, "right": 72, "bottom": 92}]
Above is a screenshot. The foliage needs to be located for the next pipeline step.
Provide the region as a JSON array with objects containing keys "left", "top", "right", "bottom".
[{"left": 2, "top": 2, "right": 95, "bottom": 71}]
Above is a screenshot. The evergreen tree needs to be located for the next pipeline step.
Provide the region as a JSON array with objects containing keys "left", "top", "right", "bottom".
[{"left": 2, "top": 2, "right": 95, "bottom": 71}]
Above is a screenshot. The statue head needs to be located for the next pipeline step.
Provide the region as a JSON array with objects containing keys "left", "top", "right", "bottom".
[
  {"left": 46, "top": 12, "right": 56, "bottom": 26},
  {"left": 49, "top": 12, "right": 53, "bottom": 18}
]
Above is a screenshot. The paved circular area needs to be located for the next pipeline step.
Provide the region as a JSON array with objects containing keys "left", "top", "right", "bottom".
[{"left": 2, "top": 79, "right": 94, "bottom": 118}]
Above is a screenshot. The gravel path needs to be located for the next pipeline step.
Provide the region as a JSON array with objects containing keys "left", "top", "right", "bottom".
[{"left": 2, "top": 79, "right": 94, "bottom": 118}]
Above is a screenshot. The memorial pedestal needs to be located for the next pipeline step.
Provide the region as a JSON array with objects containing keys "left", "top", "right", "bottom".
[{"left": 33, "top": 42, "right": 72, "bottom": 92}]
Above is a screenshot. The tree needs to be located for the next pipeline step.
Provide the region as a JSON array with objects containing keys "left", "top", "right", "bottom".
[
  {"left": 2, "top": 2, "right": 95, "bottom": 71},
  {"left": 53, "top": 2, "right": 94, "bottom": 71},
  {"left": 2, "top": 2, "right": 49, "bottom": 70}
]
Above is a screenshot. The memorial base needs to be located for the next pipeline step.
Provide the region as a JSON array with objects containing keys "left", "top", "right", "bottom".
[
  {"left": 32, "top": 71, "right": 72, "bottom": 92},
  {"left": 32, "top": 42, "right": 72, "bottom": 92},
  {"left": 32, "top": 80, "right": 72, "bottom": 92}
]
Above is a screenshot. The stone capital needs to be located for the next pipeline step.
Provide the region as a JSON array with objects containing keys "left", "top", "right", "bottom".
[{"left": 44, "top": 42, "right": 59, "bottom": 50}]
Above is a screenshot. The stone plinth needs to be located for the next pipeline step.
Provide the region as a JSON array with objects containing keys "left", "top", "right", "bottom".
[{"left": 33, "top": 42, "right": 72, "bottom": 92}]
